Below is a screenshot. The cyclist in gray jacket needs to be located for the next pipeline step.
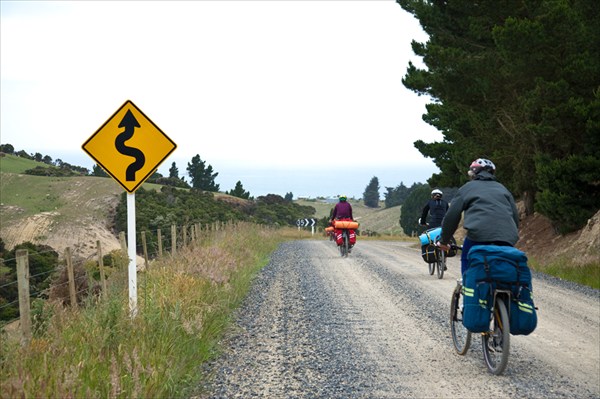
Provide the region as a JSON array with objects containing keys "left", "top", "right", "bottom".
[{"left": 438, "top": 158, "right": 519, "bottom": 275}]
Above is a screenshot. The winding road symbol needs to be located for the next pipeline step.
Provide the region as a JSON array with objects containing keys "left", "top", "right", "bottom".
[
  {"left": 82, "top": 100, "right": 177, "bottom": 193},
  {"left": 115, "top": 110, "right": 145, "bottom": 181}
]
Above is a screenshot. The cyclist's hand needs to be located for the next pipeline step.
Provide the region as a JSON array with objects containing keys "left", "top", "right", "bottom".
[{"left": 436, "top": 241, "right": 450, "bottom": 251}]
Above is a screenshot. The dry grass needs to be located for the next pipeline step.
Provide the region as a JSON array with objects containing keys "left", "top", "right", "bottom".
[{"left": 0, "top": 222, "right": 294, "bottom": 398}]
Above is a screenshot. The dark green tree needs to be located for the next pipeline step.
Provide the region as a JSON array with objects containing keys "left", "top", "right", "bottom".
[
  {"left": 227, "top": 181, "right": 251, "bottom": 199},
  {"left": 91, "top": 164, "right": 108, "bottom": 177},
  {"left": 384, "top": 182, "right": 410, "bottom": 208},
  {"left": 397, "top": 0, "right": 600, "bottom": 231},
  {"left": 399, "top": 183, "right": 430, "bottom": 236},
  {"left": 363, "top": 177, "right": 380, "bottom": 208},
  {"left": 0, "top": 143, "right": 14, "bottom": 154},
  {"left": 186, "top": 154, "right": 220, "bottom": 192},
  {"left": 535, "top": 154, "right": 600, "bottom": 234},
  {"left": 168, "top": 162, "right": 179, "bottom": 179},
  {"left": 284, "top": 192, "right": 294, "bottom": 202},
  {"left": 15, "top": 150, "right": 31, "bottom": 159}
]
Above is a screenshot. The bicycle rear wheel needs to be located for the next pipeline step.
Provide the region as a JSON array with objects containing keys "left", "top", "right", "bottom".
[
  {"left": 340, "top": 231, "right": 349, "bottom": 257},
  {"left": 482, "top": 297, "right": 510, "bottom": 375},
  {"left": 437, "top": 249, "right": 445, "bottom": 279},
  {"left": 450, "top": 283, "right": 471, "bottom": 355}
]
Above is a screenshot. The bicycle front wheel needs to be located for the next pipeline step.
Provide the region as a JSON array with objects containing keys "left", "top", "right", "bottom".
[
  {"left": 482, "top": 297, "right": 510, "bottom": 375},
  {"left": 428, "top": 261, "right": 435, "bottom": 275},
  {"left": 437, "top": 249, "right": 445, "bottom": 279},
  {"left": 450, "top": 283, "right": 471, "bottom": 355}
]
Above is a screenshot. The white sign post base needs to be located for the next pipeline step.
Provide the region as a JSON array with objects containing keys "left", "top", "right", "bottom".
[{"left": 127, "top": 192, "right": 138, "bottom": 317}]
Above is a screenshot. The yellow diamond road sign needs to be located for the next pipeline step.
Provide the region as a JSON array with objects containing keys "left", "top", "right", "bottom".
[{"left": 82, "top": 100, "right": 177, "bottom": 193}]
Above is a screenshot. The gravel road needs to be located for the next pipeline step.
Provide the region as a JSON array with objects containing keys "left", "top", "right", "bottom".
[{"left": 198, "top": 240, "right": 600, "bottom": 398}]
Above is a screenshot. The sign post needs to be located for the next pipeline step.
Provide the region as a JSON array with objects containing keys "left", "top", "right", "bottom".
[
  {"left": 296, "top": 218, "right": 317, "bottom": 235},
  {"left": 82, "top": 100, "right": 176, "bottom": 316}
]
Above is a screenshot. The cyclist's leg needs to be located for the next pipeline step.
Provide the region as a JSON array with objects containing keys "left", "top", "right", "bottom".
[{"left": 461, "top": 237, "right": 478, "bottom": 276}]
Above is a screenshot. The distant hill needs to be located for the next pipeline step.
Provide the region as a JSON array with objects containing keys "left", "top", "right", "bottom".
[
  {"left": 6, "top": 153, "right": 595, "bottom": 268},
  {"left": 295, "top": 198, "right": 405, "bottom": 236}
]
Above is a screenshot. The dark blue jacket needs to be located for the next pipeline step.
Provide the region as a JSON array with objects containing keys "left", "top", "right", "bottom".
[{"left": 421, "top": 198, "right": 449, "bottom": 228}]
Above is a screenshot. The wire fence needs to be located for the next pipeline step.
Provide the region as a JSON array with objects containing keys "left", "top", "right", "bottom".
[{"left": 0, "top": 221, "right": 233, "bottom": 345}]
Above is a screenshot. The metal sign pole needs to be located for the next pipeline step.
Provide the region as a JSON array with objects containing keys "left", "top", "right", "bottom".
[{"left": 127, "top": 192, "right": 138, "bottom": 317}]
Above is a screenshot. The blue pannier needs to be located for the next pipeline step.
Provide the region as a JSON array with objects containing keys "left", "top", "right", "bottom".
[{"left": 463, "top": 245, "right": 537, "bottom": 335}]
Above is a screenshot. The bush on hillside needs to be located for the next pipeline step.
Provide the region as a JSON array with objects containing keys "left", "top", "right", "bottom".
[
  {"left": 0, "top": 242, "right": 59, "bottom": 321},
  {"left": 113, "top": 189, "right": 316, "bottom": 257},
  {"left": 24, "top": 166, "right": 80, "bottom": 177}
]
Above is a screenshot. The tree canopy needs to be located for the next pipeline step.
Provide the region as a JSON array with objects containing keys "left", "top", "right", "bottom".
[
  {"left": 397, "top": 0, "right": 600, "bottom": 232},
  {"left": 226, "top": 181, "right": 251, "bottom": 199},
  {"left": 363, "top": 176, "right": 380, "bottom": 208},
  {"left": 186, "top": 154, "right": 220, "bottom": 192}
]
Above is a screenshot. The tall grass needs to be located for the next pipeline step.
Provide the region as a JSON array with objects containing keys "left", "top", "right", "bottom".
[
  {"left": 0, "top": 223, "right": 309, "bottom": 398},
  {"left": 529, "top": 258, "right": 600, "bottom": 290}
]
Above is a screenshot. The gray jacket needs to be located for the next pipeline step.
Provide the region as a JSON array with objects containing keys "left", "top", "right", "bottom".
[{"left": 440, "top": 171, "right": 519, "bottom": 245}]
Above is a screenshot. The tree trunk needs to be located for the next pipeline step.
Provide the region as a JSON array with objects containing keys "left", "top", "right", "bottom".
[{"left": 523, "top": 190, "right": 535, "bottom": 216}]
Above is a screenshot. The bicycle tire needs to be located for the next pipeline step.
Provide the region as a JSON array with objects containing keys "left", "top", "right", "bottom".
[
  {"left": 428, "top": 261, "right": 435, "bottom": 275},
  {"left": 482, "top": 297, "right": 510, "bottom": 375},
  {"left": 437, "top": 249, "right": 445, "bottom": 279},
  {"left": 340, "top": 231, "right": 349, "bottom": 257},
  {"left": 450, "top": 283, "right": 471, "bottom": 355}
]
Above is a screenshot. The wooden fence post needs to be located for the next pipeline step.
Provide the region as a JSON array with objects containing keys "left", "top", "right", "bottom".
[
  {"left": 96, "top": 241, "right": 107, "bottom": 297},
  {"left": 141, "top": 231, "right": 149, "bottom": 270},
  {"left": 157, "top": 229, "right": 163, "bottom": 258},
  {"left": 171, "top": 224, "right": 177, "bottom": 256},
  {"left": 15, "top": 249, "right": 31, "bottom": 346},
  {"left": 182, "top": 224, "right": 188, "bottom": 248},
  {"left": 119, "top": 231, "right": 127, "bottom": 252},
  {"left": 65, "top": 247, "right": 77, "bottom": 309}
]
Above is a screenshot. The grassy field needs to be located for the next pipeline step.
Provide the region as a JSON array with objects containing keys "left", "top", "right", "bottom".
[{"left": 0, "top": 154, "right": 42, "bottom": 173}]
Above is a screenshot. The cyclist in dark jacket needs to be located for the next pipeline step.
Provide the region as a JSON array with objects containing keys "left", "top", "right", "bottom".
[
  {"left": 438, "top": 158, "right": 519, "bottom": 275},
  {"left": 420, "top": 189, "right": 449, "bottom": 228}
]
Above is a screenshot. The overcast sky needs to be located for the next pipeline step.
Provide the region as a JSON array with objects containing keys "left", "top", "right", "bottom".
[{"left": 1, "top": 0, "right": 440, "bottom": 199}]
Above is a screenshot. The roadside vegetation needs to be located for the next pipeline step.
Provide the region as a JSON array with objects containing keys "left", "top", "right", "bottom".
[
  {"left": 0, "top": 223, "right": 309, "bottom": 398},
  {"left": 529, "top": 259, "right": 600, "bottom": 290}
]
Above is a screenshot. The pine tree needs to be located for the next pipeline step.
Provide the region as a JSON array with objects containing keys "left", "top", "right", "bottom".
[
  {"left": 168, "top": 162, "right": 179, "bottom": 179},
  {"left": 227, "top": 181, "right": 250, "bottom": 199},
  {"left": 363, "top": 177, "right": 380, "bottom": 208},
  {"left": 397, "top": 0, "right": 600, "bottom": 231},
  {"left": 186, "top": 154, "right": 220, "bottom": 191}
]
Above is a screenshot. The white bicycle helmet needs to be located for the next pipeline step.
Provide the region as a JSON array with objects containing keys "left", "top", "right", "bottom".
[
  {"left": 469, "top": 158, "right": 496, "bottom": 174},
  {"left": 431, "top": 189, "right": 443, "bottom": 197}
]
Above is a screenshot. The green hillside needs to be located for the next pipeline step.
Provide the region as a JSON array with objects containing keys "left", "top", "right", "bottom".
[{"left": 0, "top": 154, "right": 46, "bottom": 174}]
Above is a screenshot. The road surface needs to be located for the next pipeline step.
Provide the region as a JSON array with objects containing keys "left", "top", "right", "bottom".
[{"left": 199, "top": 240, "right": 600, "bottom": 398}]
